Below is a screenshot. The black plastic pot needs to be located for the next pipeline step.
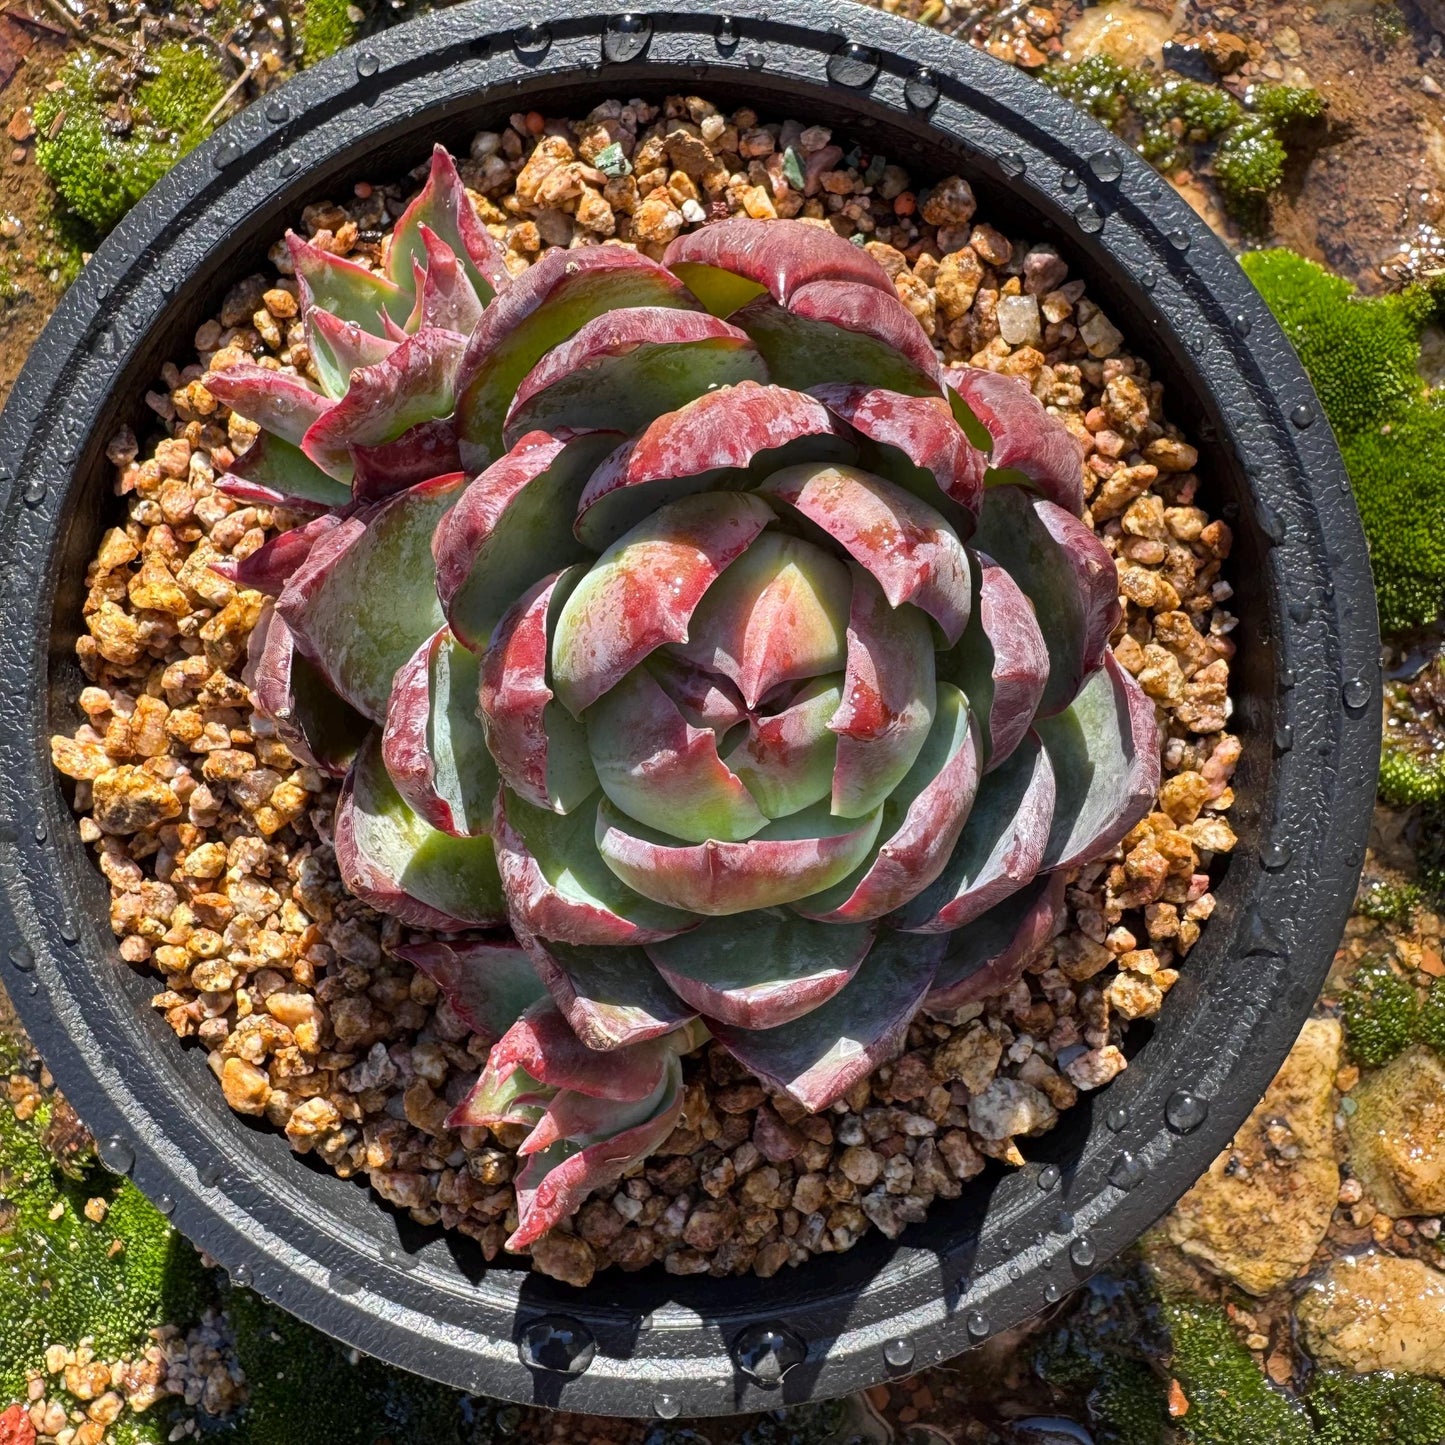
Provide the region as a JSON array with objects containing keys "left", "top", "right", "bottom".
[{"left": 0, "top": 0, "right": 1378, "bottom": 1417}]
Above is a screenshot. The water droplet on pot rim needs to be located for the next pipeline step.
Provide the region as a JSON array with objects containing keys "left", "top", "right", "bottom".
[
  {"left": 1088, "top": 149, "right": 1122, "bottom": 181},
  {"left": 733, "top": 1322, "right": 806, "bottom": 1385},
  {"left": 826, "top": 42, "right": 880, "bottom": 88},
  {"left": 1343, "top": 676, "right": 1371, "bottom": 708},
  {"left": 1069, "top": 1235, "right": 1097, "bottom": 1268},
  {"left": 966, "top": 1310, "right": 990, "bottom": 1341},
  {"left": 1166, "top": 1089, "right": 1209, "bottom": 1133},
  {"left": 98, "top": 1136, "right": 135, "bottom": 1175},
  {"left": 654, "top": 1393, "right": 681, "bottom": 1418},
  {"left": 905, "top": 67, "right": 940, "bottom": 110},
  {"left": 884, "top": 1336, "right": 915, "bottom": 1368}
]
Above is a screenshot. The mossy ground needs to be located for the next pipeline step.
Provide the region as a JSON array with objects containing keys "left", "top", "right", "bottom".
[
  {"left": 1242, "top": 248, "right": 1445, "bottom": 635},
  {"left": 34, "top": 45, "right": 226, "bottom": 239},
  {"left": 1043, "top": 57, "right": 1322, "bottom": 228}
]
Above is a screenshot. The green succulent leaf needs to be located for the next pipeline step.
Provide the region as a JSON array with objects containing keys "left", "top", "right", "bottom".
[
  {"left": 436, "top": 430, "right": 620, "bottom": 652},
  {"left": 924, "top": 872, "right": 1066, "bottom": 1021},
  {"left": 494, "top": 784, "right": 699, "bottom": 946},
  {"left": 502, "top": 308, "right": 768, "bottom": 446},
  {"left": 829, "top": 566, "right": 937, "bottom": 818},
  {"left": 454, "top": 247, "right": 701, "bottom": 469},
  {"left": 519, "top": 934, "right": 696, "bottom": 1051},
  {"left": 596, "top": 794, "right": 883, "bottom": 915},
  {"left": 277, "top": 472, "right": 463, "bottom": 722},
  {"left": 708, "top": 927, "right": 944, "bottom": 1111},
  {"left": 381, "top": 627, "right": 498, "bottom": 837},
  {"left": 971, "top": 483, "right": 1118, "bottom": 717},
  {"left": 1036, "top": 651, "right": 1160, "bottom": 872},
  {"left": 551, "top": 491, "right": 775, "bottom": 716},
  {"left": 645, "top": 908, "right": 875, "bottom": 1029},
  {"left": 220, "top": 430, "right": 352, "bottom": 512},
  {"left": 892, "top": 729, "right": 1055, "bottom": 933},
  {"left": 335, "top": 731, "right": 505, "bottom": 930},
  {"left": 671, "top": 529, "right": 852, "bottom": 709},
  {"left": 586, "top": 665, "right": 767, "bottom": 844},
  {"left": 725, "top": 674, "right": 842, "bottom": 819}
]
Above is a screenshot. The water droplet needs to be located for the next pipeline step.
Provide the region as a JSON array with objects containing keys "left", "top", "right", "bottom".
[
  {"left": 1274, "top": 724, "right": 1294, "bottom": 752},
  {"left": 827, "top": 42, "right": 880, "bottom": 88},
  {"left": 1288, "top": 597, "right": 1312, "bottom": 624},
  {"left": 1343, "top": 676, "right": 1371, "bottom": 709},
  {"left": 154, "top": 1193, "right": 175, "bottom": 1216},
  {"left": 733, "top": 1322, "right": 805, "bottom": 1386},
  {"left": 98, "top": 1136, "right": 135, "bottom": 1174},
  {"left": 998, "top": 150, "right": 1025, "bottom": 178},
  {"left": 265, "top": 97, "right": 290, "bottom": 124},
  {"left": 1038, "top": 1164, "right": 1061, "bottom": 1190},
  {"left": 602, "top": 13, "right": 651, "bottom": 62},
  {"left": 1059, "top": 168, "right": 1080, "bottom": 192},
  {"left": 1291, "top": 403, "right": 1315, "bottom": 429},
  {"left": 1108, "top": 1151, "right": 1145, "bottom": 1191},
  {"left": 8, "top": 944, "right": 34, "bottom": 971},
  {"left": 654, "top": 1393, "right": 681, "bottom": 1418},
  {"left": 1008, "top": 1262, "right": 1023, "bottom": 1280},
  {"left": 279, "top": 153, "right": 301, "bottom": 176},
  {"left": 1069, "top": 1235, "right": 1097, "bottom": 1269},
  {"left": 519, "top": 1315, "right": 596, "bottom": 1374},
  {"left": 1074, "top": 202, "right": 1104, "bottom": 234},
  {"left": 58, "top": 918, "right": 78, "bottom": 944},
  {"left": 1106, "top": 1104, "right": 1129, "bottom": 1132},
  {"left": 1166, "top": 1089, "right": 1209, "bottom": 1133},
  {"left": 32, "top": 820, "right": 45, "bottom": 843},
  {"left": 1138, "top": 270, "right": 1157, "bottom": 290},
  {"left": 1088, "top": 149, "right": 1122, "bottom": 182},
  {"left": 90, "top": 327, "right": 117, "bottom": 358},
  {"left": 22, "top": 479, "right": 45, "bottom": 507},
  {"left": 965, "top": 1310, "right": 990, "bottom": 1341},
  {"left": 884, "top": 1336, "right": 915, "bottom": 1368},
  {"left": 231, "top": 1262, "right": 253, "bottom": 1288},
  {"left": 212, "top": 139, "right": 241, "bottom": 170},
  {"left": 715, "top": 16, "right": 738, "bottom": 48},
  {"left": 1280, "top": 664, "right": 1297, "bottom": 689},
  {"left": 1258, "top": 503, "right": 1285, "bottom": 543},
  {"left": 355, "top": 50, "right": 380, "bottom": 77},
  {"left": 904, "top": 67, "right": 940, "bottom": 110},
  {"left": 513, "top": 22, "right": 552, "bottom": 58},
  {"left": 745, "top": 49, "right": 766, "bottom": 69},
  {"left": 380, "top": 1242, "right": 417, "bottom": 1271},
  {"left": 1261, "top": 841, "right": 1292, "bottom": 871},
  {"left": 1044, "top": 1281, "right": 1062, "bottom": 1302},
  {"left": 1168, "top": 228, "right": 1191, "bottom": 251},
  {"left": 329, "top": 1270, "right": 360, "bottom": 1295},
  {"left": 1054, "top": 1210, "right": 1075, "bottom": 1233},
  {"left": 198, "top": 1162, "right": 223, "bottom": 1187}
]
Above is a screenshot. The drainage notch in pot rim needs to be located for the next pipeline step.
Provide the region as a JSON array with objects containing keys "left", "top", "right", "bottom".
[{"left": 0, "top": 0, "right": 1377, "bottom": 1415}]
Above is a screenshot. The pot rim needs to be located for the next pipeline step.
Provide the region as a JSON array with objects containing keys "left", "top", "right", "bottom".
[{"left": 0, "top": 0, "right": 1379, "bottom": 1417}]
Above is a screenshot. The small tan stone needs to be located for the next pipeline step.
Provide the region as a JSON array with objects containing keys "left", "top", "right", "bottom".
[
  {"left": 1166, "top": 1017, "right": 1341, "bottom": 1295},
  {"left": 1297, "top": 1253, "right": 1445, "bottom": 1375},
  {"left": 1347, "top": 1046, "right": 1445, "bottom": 1218}
]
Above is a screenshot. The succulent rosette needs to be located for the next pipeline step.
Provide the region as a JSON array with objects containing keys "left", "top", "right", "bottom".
[{"left": 212, "top": 146, "right": 1160, "bottom": 1250}]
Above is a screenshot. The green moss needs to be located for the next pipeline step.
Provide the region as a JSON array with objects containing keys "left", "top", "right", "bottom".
[
  {"left": 0, "top": 1036, "right": 212, "bottom": 1402},
  {"left": 301, "top": 0, "right": 360, "bottom": 63},
  {"left": 1356, "top": 877, "right": 1422, "bottom": 926},
  {"left": 217, "top": 1287, "right": 477, "bottom": 1444},
  {"left": 1379, "top": 743, "right": 1445, "bottom": 805},
  {"left": 1163, "top": 1301, "right": 1312, "bottom": 1445},
  {"left": 1419, "top": 978, "right": 1445, "bottom": 1055},
  {"left": 34, "top": 44, "right": 225, "bottom": 238},
  {"left": 1306, "top": 1368, "right": 1445, "bottom": 1445},
  {"left": 1241, "top": 248, "right": 1445, "bottom": 633},
  {"left": 1341, "top": 956, "right": 1421, "bottom": 1067},
  {"left": 1043, "top": 60, "right": 1320, "bottom": 226}
]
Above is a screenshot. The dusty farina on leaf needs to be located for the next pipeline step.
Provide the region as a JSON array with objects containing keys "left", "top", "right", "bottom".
[{"left": 54, "top": 97, "right": 1240, "bottom": 1283}]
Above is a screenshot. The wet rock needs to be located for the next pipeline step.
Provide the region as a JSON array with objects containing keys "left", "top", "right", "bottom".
[
  {"left": 1166, "top": 1017, "right": 1341, "bottom": 1295},
  {"left": 1298, "top": 1252, "right": 1445, "bottom": 1375},
  {"left": 1347, "top": 1045, "right": 1445, "bottom": 1217}
]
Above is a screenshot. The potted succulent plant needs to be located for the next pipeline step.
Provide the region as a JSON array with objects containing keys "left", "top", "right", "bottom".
[{"left": 0, "top": 0, "right": 1379, "bottom": 1418}]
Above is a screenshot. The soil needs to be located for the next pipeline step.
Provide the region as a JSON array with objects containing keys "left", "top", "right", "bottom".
[{"left": 2, "top": 1, "right": 1444, "bottom": 1443}]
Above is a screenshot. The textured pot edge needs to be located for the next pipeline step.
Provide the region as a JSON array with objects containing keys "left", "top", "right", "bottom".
[{"left": 0, "top": 0, "right": 1379, "bottom": 1417}]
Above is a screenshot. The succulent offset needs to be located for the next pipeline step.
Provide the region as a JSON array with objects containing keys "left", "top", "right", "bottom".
[{"left": 213, "top": 146, "right": 1160, "bottom": 1251}]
